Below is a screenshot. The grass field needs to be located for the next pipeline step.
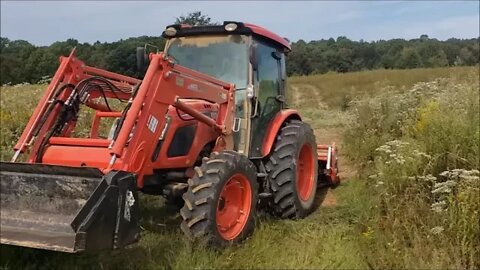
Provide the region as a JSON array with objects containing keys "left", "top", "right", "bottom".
[{"left": 0, "top": 66, "right": 478, "bottom": 269}]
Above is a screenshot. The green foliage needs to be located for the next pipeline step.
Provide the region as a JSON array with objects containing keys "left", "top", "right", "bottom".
[
  {"left": 0, "top": 36, "right": 166, "bottom": 85},
  {"left": 287, "top": 37, "right": 479, "bottom": 76},
  {"left": 175, "top": 11, "right": 217, "bottom": 26}
]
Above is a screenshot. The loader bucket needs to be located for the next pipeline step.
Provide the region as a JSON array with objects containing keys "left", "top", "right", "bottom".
[{"left": 0, "top": 162, "right": 140, "bottom": 253}]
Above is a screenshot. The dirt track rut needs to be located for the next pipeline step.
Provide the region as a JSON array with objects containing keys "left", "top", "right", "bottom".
[{"left": 290, "top": 83, "right": 356, "bottom": 208}]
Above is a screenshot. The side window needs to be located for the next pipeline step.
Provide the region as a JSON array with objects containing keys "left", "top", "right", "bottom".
[
  {"left": 249, "top": 40, "right": 283, "bottom": 157},
  {"left": 255, "top": 42, "right": 281, "bottom": 110}
]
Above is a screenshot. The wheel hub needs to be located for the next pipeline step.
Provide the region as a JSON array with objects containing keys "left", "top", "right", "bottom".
[
  {"left": 216, "top": 174, "right": 252, "bottom": 240},
  {"left": 296, "top": 144, "right": 315, "bottom": 201}
]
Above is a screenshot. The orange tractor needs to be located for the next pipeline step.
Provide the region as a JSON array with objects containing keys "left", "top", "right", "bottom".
[{"left": 0, "top": 22, "right": 339, "bottom": 252}]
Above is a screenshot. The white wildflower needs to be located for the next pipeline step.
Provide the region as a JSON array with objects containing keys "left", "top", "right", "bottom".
[
  {"left": 432, "top": 182, "right": 452, "bottom": 194},
  {"left": 375, "top": 145, "right": 392, "bottom": 153},
  {"left": 444, "top": 180, "right": 457, "bottom": 187},
  {"left": 394, "top": 157, "right": 405, "bottom": 164},
  {"left": 417, "top": 174, "right": 437, "bottom": 182},
  {"left": 413, "top": 150, "right": 431, "bottom": 159},
  {"left": 431, "top": 201, "right": 447, "bottom": 213},
  {"left": 438, "top": 169, "right": 479, "bottom": 182},
  {"left": 439, "top": 170, "right": 450, "bottom": 177},
  {"left": 430, "top": 226, "right": 444, "bottom": 235},
  {"left": 386, "top": 140, "right": 409, "bottom": 147}
]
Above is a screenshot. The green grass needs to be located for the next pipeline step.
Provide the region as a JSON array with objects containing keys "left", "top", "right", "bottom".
[
  {"left": 1, "top": 66, "right": 478, "bottom": 269},
  {"left": 1, "top": 184, "right": 367, "bottom": 270}
]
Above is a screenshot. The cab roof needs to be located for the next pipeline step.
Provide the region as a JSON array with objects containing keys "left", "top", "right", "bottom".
[{"left": 162, "top": 21, "right": 291, "bottom": 52}]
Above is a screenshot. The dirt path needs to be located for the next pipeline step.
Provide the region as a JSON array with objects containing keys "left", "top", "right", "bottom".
[
  {"left": 289, "top": 83, "right": 357, "bottom": 208},
  {"left": 290, "top": 84, "right": 323, "bottom": 108},
  {"left": 315, "top": 126, "right": 357, "bottom": 207},
  {"left": 289, "top": 85, "right": 303, "bottom": 106}
]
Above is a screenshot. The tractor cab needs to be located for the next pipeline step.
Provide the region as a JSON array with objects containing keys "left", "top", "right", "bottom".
[{"left": 160, "top": 22, "right": 291, "bottom": 158}]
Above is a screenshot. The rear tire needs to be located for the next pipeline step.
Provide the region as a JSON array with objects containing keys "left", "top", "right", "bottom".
[
  {"left": 180, "top": 151, "right": 258, "bottom": 247},
  {"left": 265, "top": 120, "right": 318, "bottom": 219}
]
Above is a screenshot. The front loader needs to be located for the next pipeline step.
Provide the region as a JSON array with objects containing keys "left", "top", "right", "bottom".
[{"left": 0, "top": 22, "right": 339, "bottom": 252}]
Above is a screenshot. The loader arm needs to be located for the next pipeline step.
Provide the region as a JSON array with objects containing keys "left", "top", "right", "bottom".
[
  {"left": 10, "top": 50, "right": 236, "bottom": 183},
  {"left": 12, "top": 48, "right": 140, "bottom": 162},
  {"left": 108, "top": 53, "right": 236, "bottom": 184}
]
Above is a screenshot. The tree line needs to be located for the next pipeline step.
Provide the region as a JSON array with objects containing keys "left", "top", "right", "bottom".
[
  {"left": 1, "top": 13, "right": 478, "bottom": 85},
  {"left": 0, "top": 36, "right": 167, "bottom": 85},
  {"left": 287, "top": 35, "right": 479, "bottom": 75}
]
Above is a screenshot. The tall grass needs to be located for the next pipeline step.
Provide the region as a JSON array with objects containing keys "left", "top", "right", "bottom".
[
  {"left": 289, "top": 66, "right": 475, "bottom": 110},
  {"left": 0, "top": 85, "right": 44, "bottom": 160},
  {"left": 343, "top": 69, "right": 479, "bottom": 268}
]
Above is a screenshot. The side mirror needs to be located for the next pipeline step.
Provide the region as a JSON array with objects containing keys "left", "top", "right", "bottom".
[
  {"left": 136, "top": 47, "right": 148, "bottom": 71},
  {"left": 271, "top": 51, "right": 282, "bottom": 60}
]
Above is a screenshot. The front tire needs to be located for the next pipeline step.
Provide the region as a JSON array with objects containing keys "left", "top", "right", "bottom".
[
  {"left": 266, "top": 120, "right": 318, "bottom": 219},
  {"left": 180, "top": 151, "right": 258, "bottom": 247}
]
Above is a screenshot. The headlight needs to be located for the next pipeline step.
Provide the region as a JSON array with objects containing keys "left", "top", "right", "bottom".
[
  {"left": 164, "top": 27, "right": 177, "bottom": 37},
  {"left": 224, "top": 23, "right": 238, "bottom": 32}
]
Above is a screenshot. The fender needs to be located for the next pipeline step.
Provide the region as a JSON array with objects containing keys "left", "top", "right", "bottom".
[{"left": 261, "top": 109, "right": 302, "bottom": 157}]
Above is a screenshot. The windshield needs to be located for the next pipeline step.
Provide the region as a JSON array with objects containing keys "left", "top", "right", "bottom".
[{"left": 166, "top": 35, "right": 248, "bottom": 89}]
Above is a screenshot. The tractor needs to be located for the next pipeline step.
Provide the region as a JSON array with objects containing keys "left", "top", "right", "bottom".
[{"left": 0, "top": 22, "right": 339, "bottom": 252}]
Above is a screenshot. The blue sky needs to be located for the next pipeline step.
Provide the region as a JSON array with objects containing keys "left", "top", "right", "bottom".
[{"left": 1, "top": 1, "right": 479, "bottom": 46}]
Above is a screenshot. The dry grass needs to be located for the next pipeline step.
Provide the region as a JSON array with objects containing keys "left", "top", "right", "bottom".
[{"left": 288, "top": 66, "right": 475, "bottom": 110}]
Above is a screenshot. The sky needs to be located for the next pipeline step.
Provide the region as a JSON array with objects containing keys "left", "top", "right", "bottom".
[{"left": 1, "top": 1, "right": 479, "bottom": 46}]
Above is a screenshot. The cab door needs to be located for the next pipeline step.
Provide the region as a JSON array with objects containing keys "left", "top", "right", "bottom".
[{"left": 249, "top": 40, "right": 286, "bottom": 158}]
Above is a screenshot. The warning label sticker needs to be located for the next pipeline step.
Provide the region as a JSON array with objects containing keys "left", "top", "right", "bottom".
[{"left": 147, "top": 115, "right": 158, "bottom": 133}]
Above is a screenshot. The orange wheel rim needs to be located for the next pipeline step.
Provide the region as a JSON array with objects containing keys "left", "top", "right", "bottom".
[
  {"left": 216, "top": 173, "right": 252, "bottom": 240},
  {"left": 296, "top": 144, "right": 315, "bottom": 201}
]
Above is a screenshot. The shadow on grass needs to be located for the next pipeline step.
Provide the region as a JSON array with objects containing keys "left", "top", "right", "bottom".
[
  {"left": 313, "top": 185, "right": 330, "bottom": 210},
  {"left": 139, "top": 195, "right": 182, "bottom": 233},
  {"left": 0, "top": 195, "right": 185, "bottom": 270},
  {"left": 0, "top": 187, "right": 338, "bottom": 270}
]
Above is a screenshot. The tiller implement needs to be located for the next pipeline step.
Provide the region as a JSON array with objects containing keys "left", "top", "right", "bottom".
[{"left": 0, "top": 22, "right": 339, "bottom": 252}]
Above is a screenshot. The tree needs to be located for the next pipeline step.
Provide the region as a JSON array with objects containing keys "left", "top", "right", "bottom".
[
  {"left": 456, "top": 47, "right": 474, "bottom": 66},
  {"left": 397, "top": 47, "right": 422, "bottom": 69},
  {"left": 420, "top": 34, "right": 429, "bottom": 41},
  {"left": 175, "top": 11, "right": 216, "bottom": 26},
  {"left": 428, "top": 49, "right": 449, "bottom": 67}
]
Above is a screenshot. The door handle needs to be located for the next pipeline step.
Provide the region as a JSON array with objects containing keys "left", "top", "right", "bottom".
[{"left": 275, "top": 95, "right": 286, "bottom": 103}]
